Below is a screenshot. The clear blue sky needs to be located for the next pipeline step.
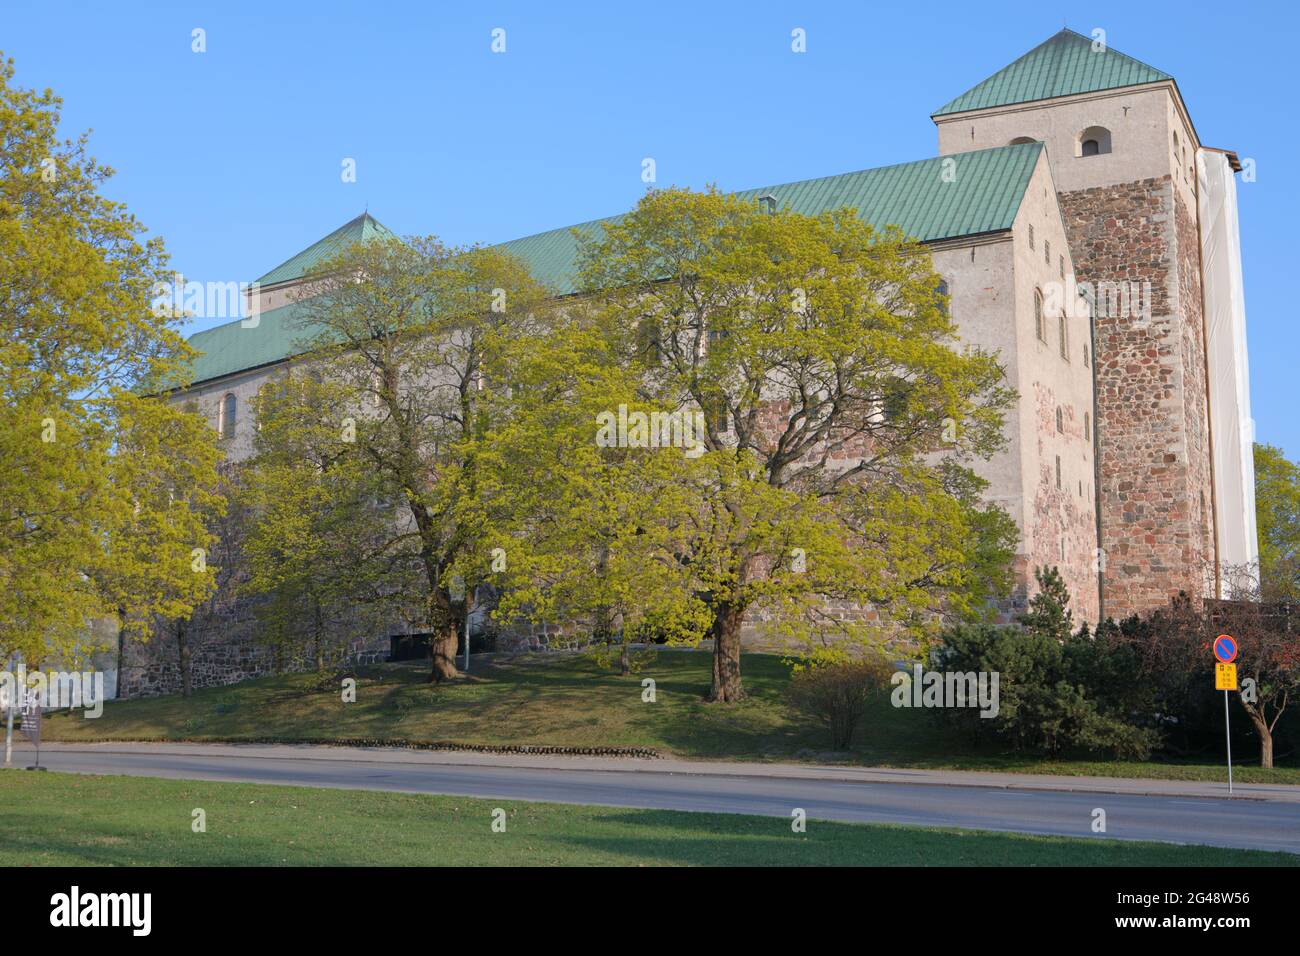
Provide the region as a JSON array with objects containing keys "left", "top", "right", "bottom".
[{"left": 5, "top": 0, "right": 1296, "bottom": 454}]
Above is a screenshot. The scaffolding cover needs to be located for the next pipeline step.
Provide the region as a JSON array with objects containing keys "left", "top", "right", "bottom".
[{"left": 1196, "top": 149, "right": 1258, "bottom": 590}]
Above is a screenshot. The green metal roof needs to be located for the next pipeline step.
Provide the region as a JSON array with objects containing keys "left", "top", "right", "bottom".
[
  {"left": 934, "top": 28, "right": 1171, "bottom": 117},
  {"left": 498, "top": 141, "right": 1044, "bottom": 294},
  {"left": 255, "top": 212, "right": 399, "bottom": 286},
  {"left": 182, "top": 142, "right": 1044, "bottom": 387}
]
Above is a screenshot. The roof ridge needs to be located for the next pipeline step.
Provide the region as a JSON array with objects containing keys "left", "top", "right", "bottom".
[
  {"left": 497, "top": 142, "right": 1041, "bottom": 247},
  {"left": 933, "top": 29, "right": 1171, "bottom": 117},
  {"left": 185, "top": 143, "right": 1046, "bottom": 383}
]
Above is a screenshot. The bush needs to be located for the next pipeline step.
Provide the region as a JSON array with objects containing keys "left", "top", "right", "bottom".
[
  {"left": 788, "top": 657, "right": 894, "bottom": 750},
  {"left": 932, "top": 622, "right": 1160, "bottom": 759}
]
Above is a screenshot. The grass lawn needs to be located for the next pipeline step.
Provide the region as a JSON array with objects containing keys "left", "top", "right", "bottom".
[
  {"left": 43, "top": 650, "right": 1300, "bottom": 786},
  {"left": 1, "top": 770, "right": 1292, "bottom": 867}
]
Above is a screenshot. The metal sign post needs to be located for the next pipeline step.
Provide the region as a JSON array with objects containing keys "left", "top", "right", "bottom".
[
  {"left": 1223, "top": 689, "right": 1233, "bottom": 795},
  {"left": 1213, "top": 634, "right": 1239, "bottom": 796}
]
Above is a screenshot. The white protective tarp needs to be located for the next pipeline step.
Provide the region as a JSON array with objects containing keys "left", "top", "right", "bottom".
[{"left": 1196, "top": 148, "right": 1258, "bottom": 593}]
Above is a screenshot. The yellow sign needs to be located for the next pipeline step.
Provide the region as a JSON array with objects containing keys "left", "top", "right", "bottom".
[{"left": 1215, "top": 663, "right": 1238, "bottom": 691}]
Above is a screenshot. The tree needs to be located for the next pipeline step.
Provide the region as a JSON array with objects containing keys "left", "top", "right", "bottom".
[
  {"left": 99, "top": 395, "right": 224, "bottom": 696},
  {"left": 1226, "top": 603, "right": 1298, "bottom": 769},
  {"left": 469, "top": 307, "right": 712, "bottom": 673},
  {"left": 575, "top": 187, "right": 1016, "bottom": 701},
  {"left": 243, "top": 373, "right": 403, "bottom": 674},
  {"left": 0, "top": 55, "right": 222, "bottom": 666},
  {"left": 287, "top": 237, "right": 548, "bottom": 681},
  {"left": 1018, "top": 566, "right": 1074, "bottom": 641},
  {"left": 1255, "top": 442, "right": 1300, "bottom": 603}
]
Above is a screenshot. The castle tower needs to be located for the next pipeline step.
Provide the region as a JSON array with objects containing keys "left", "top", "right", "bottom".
[{"left": 932, "top": 29, "right": 1255, "bottom": 619}]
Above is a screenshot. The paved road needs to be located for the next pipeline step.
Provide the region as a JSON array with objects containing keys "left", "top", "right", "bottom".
[{"left": 13, "top": 743, "right": 1300, "bottom": 853}]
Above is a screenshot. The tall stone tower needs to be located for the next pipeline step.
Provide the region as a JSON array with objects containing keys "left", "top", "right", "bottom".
[{"left": 932, "top": 29, "right": 1254, "bottom": 620}]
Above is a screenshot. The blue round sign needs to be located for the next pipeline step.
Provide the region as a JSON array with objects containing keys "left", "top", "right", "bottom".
[{"left": 1213, "top": 634, "right": 1238, "bottom": 663}]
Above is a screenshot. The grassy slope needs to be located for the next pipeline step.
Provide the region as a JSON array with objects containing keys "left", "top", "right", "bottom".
[
  {"left": 44, "top": 651, "right": 1300, "bottom": 785},
  {"left": 2, "top": 771, "right": 1292, "bottom": 867}
]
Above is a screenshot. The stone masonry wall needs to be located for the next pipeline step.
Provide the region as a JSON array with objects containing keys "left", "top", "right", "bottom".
[{"left": 1059, "top": 175, "right": 1214, "bottom": 619}]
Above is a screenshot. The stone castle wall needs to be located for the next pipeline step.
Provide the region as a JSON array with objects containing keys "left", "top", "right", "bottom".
[{"left": 1059, "top": 175, "right": 1215, "bottom": 619}]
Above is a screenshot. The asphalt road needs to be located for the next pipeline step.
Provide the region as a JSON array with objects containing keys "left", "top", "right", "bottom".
[{"left": 12, "top": 743, "right": 1299, "bottom": 853}]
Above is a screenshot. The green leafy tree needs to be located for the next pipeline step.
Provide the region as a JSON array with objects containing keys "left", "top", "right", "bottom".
[
  {"left": 285, "top": 237, "right": 548, "bottom": 681},
  {"left": 0, "top": 55, "right": 221, "bottom": 665},
  {"left": 243, "top": 373, "right": 404, "bottom": 674},
  {"left": 469, "top": 308, "right": 712, "bottom": 673},
  {"left": 1254, "top": 442, "right": 1300, "bottom": 602},
  {"left": 575, "top": 187, "right": 1016, "bottom": 701}
]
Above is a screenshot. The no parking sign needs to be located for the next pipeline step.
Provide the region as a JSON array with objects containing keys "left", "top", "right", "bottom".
[
  {"left": 1213, "top": 634, "right": 1238, "bottom": 664},
  {"left": 1213, "top": 634, "right": 1238, "bottom": 794}
]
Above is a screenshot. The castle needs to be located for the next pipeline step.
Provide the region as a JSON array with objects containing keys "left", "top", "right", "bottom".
[{"left": 120, "top": 29, "right": 1256, "bottom": 696}]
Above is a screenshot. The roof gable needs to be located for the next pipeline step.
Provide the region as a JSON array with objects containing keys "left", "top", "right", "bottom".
[
  {"left": 182, "top": 143, "right": 1043, "bottom": 387},
  {"left": 255, "top": 212, "right": 399, "bottom": 287},
  {"left": 934, "top": 28, "right": 1171, "bottom": 117}
]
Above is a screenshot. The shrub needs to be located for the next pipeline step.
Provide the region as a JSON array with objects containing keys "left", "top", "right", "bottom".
[
  {"left": 788, "top": 656, "right": 894, "bottom": 750},
  {"left": 933, "top": 621, "right": 1160, "bottom": 759}
]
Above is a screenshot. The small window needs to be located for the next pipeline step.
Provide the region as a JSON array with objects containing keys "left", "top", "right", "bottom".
[
  {"left": 1059, "top": 255, "right": 1065, "bottom": 280},
  {"left": 1055, "top": 455, "right": 1062, "bottom": 490},
  {"left": 1056, "top": 407, "right": 1064, "bottom": 433},
  {"left": 1034, "top": 290, "right": 1045, "bottom": 342},
  {"left": 1078, "top": 126, "right": 1112, "bottom": 157},
  {"left": 936, "top": 278, "right": 950, "bottom": 316},
  {"left": 1084, "top": 411, "right": 1091, "bottom": 440},
  {"left": 1058, "top": 314, "right": 1068, "bottom": 360},
  {"left": 1044, "top": 239, "right": 1050, "bottom": 266},
  {"left": 1083, "top": 343, "right": 1090, "bottom": 368},
  {"left": 1028, "top": 224, "right": 1035, "bottom": 250},
  {"left": 220, "top": 393, "right": 236, "bottom": 440}
]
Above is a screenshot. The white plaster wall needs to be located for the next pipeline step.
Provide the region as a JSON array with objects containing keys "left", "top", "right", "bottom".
[
  {"left": 935, "top": 84, "right": 1188, "bottom": 196},
  {"left": 1009, "top": 152, "right": 1100, "bottom": 622}
]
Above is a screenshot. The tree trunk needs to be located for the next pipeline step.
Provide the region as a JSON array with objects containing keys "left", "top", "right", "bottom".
[
  {"left": 1247, "top": 711, "right": 1274, "bottom": 769},
  {"left": 428, "top": 620, "right": 459, "bottom": 683},
  {"left": 115, "top": 608, "right": 126, "bottom": 700},
  {"left": 707, "top": 603, "right": 745, "bottom": 702},
  {"left": 620, "top": 641, "right": 631, "bottom": 677},
  {"left": 176, "top": 618, "right": 193, "bottom": 698},
  {"left": 313, "top": 598, "right": 325, "bottom": 673}
]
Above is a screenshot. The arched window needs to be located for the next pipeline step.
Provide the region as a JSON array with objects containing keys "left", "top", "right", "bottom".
[
  {"left": 1078, "top": 126, "right": 1112, "bottom": 157},
  {"left": 1008, "top": 136, "right": 1038, "bottom": 146},
  {"left": 936, "top": 278, "right": 950, "bottom": 316},
  {"left": 1034, "top": 290, "right": 1045, "bottom": 342},
  {"left": 1056, "top": 407, "right": 1064, "bottom": 433},
  {"left": 220, "top": 393, "right": 236, "bottom": 440}
]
